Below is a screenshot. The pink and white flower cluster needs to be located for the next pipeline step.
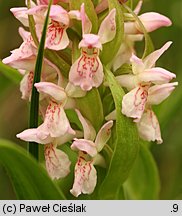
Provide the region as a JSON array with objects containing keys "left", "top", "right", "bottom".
[{"left": 3, "top": 0, "right": 177, "bottom": 197}]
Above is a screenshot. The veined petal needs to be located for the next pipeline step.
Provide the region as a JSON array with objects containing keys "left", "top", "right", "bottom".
[
  {"left": 148, "top": 82, "right": 178, "bottom": 105},
  {"left": 20, "top": 71, "right": 34, "bottom": 100},
  {"left": 116, "top": 74, "right": 136, "bottom": 90},
  {"left": 130, "top": 54, "right": 145, "bottom": 74},
  {"left": 122, "top": 86, "right": 148, "bottom": 121},
  {"left": 45, "top": 144, "right": 71, "bottom": 180},
  {"left": 46, "top": 23, "right": 69, "bottom": 50},
  {"left": 10, "top": 7, "right": 29, "bottom": 27},
  {"left": 137, "top": 12, "right": 172, "bottom": 33},
  {"left": 143, "top": 41, "right": 172, "bottom": 69},
  {"left": 69, "top": 55, "right": 104, "bottom": 91},
  {"left": 43, "top": 101, "right": 75, "bottom": 137},
  {"left": 71, "top": 138, "right": 97, "bottom": 157},
  {"left": 137, "top": 109, "right": 163, "bottom": 144},
  {"left": 34, "top": 82, "right": 67, "bottom": 103},
  {"left": 70, "top": 154, "right": 97, "bottom": 197},
  {"left": 16, "top": 128, "right": 53, "bottom": 144},
  {"left": 75, "top": 109, "right": 96, "bottom": 141},
  {"left": 138, "top": 67, "right": 176, "bottom": 84},
  {"left": 95, "top": 121, "right": 113, "bottom": 152},
  {"left": 98, "top": 8, "right": 116, "bottom": 44},
  {"left": 80, "top": 3, "right": 92, "bottom": 35}
]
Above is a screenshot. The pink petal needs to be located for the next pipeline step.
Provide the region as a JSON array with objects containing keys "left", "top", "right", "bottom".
[
  {"left": 80, "top": 3, "right": 92, "bottom": 35},
  {"left": 79, "top": 34, "right": 102, "bottom": 49},
  {"left": 20, "top": 71, "right": 34, "bottom": 100},
  {"left": 95, "top": 121, "right": 113, "bottom": 152},
  {"left": 137, "top": 12, "right": 172, "bottom": 33},
  {"left": 137, "top": 109, "right": 163, "bottom": 144},
  {"left": 34, "top": 82, "right": 67, "bottom": 102},
  {"left": 143, "top": 41, "right": 172, "bottom": 69},
  {"left": 16, "top": 128, "right": 53, "bottom": 144},
  {"left": 75, "top": 109, "right": 96, "bottom": 141},
  {"left": 69, "top": 55, "right": 104, "bottom": 91},
  {"left": 71, "top": 138, "right": 97, "bottom": 157},
  {"left": 116, "top": 74, "right": 136, "bottom": 90},
  {"left": 98, "top": 8, "right": 116, "bottom": 44},
  {"left": 45, "top": 144, "right": 71, "bottom": 180},
  {"left": 10, "top": 7, "right": 29, "bottom": 27},
  {"left": 49, "top": 5, "right": 69, "bottom": 25},
  {"left": 138, "top": 67, "right": 176, "bottom": 84},
  {"left": 133, "top": 0, "right": 143, "bottom": 15},
  {"left": 70, "top": 153, "right": 97, "bottom": 197},
  {"left": 122, "top": 86, "right": 149, "bottom": 121},
  {"left": 43, "top": 101, "right": 75, "bottom": 137},
  {"left": 148, "top": 82, "right": 178, "bottom": 105},
  {"left": 130, "top": 54, "right": 145, "bottom": 74}
]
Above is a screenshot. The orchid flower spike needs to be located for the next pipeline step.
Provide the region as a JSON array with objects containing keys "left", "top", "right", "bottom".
[
  {"left": 69, "top": 4, "right": 116, "bottom": 91},
  {"left": 70, "top": 109, "right": 113, "bottom": 197},
  {"left": 124, "top": 0, "right": 172, "bottom": 34}
]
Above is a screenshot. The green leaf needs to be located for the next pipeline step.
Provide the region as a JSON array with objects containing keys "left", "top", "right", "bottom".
[
  {"left": 100, "top": 0, "right": 124, "bottom": 65},
  {"left": 29, "top": 0, "right": 52, "bottom": 159},
  {"left": 0, "top": 139, "right": 65, "bottom": 200},
  {"left": 124, "top": 142, "right": 160, "bottom": 199},
  {"left": 99, "top": 67, "right": 139, "bottom": 199},
  {"left": 76, "top": 88, "right": 104, "bottom": 132},
  {"left": 0, "top": 61, "right": 21, "bottom": 84},
  {"left": 70, "top": 0, "right": 98, "bottom": 34},
  {"left": 123, "top": 3, "right": 154, "bottom": 58}
]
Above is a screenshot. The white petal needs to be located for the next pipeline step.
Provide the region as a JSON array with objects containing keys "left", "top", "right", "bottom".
[
  {"left": 116, "top": 74, "right": 136, "bottom": 90},
  {"left": 16, "top": 128, "right": 53, "bottom": 144},
  {"left": 10, "top": 7, "right": 29, "bottom": 27},
  {"left": 71, "top": 138, "right": 97, "bottom": 157},
  {"left": 80, "top": 3, "right": 92, "bottom": 34},
  {"left": 137, "top": 109, "right": 163, "bottom": 144},
  {"left": 95, "top": 121, "right": 113, "bottom": 152},
  {"left": 148, "top": 82, "right": 178, "bottom": 105},
  {"left": 130, "top": 54, "right": 145, "bottom": 74},
  {"left": 75, "top": 109, "right": 96, "bottom": 141},
  {"left": 34, "top": 82, "right": 67, "bottom": 103},
  {"left": 143, "top": 41, "right": 172, "bottom": 69},
  {"left": 98, "top": 9, "right": 116, "bottom": 44},
  {"left": 138, "top": 67, "right": 176, "bottom": 84},
  {"left": 45, "top": 144, "right": 71, "bottom": 179}
]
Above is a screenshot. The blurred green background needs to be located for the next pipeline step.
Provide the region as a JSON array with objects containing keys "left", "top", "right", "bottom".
[{"left": 0, "top": 0, "right": 181, "bottom": 199}]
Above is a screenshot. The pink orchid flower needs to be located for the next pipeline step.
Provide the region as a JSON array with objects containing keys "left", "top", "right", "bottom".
[
  {"left": 3, "top": 28, "right": 60, "bottom": 100},
  {"left": 117, "top": 41, "right": 176, "bottom": 121},
  {"left": 70, "top": 109, "right": 113, "bottom": 197},
  {"left": 136, "top": 82, "right": 177, "bottom": 144},
  {"left": 17, "top": 82, "right": 75, "bottom": 144},
  {"left": 26, "top": 4, "right": 70, "bottom": 50},
  {"left": 124, "top": 0, "right": 172, "bottom": 34},
  {"left": 69, "top": 4, "right": 116, "bottom": 91}
]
